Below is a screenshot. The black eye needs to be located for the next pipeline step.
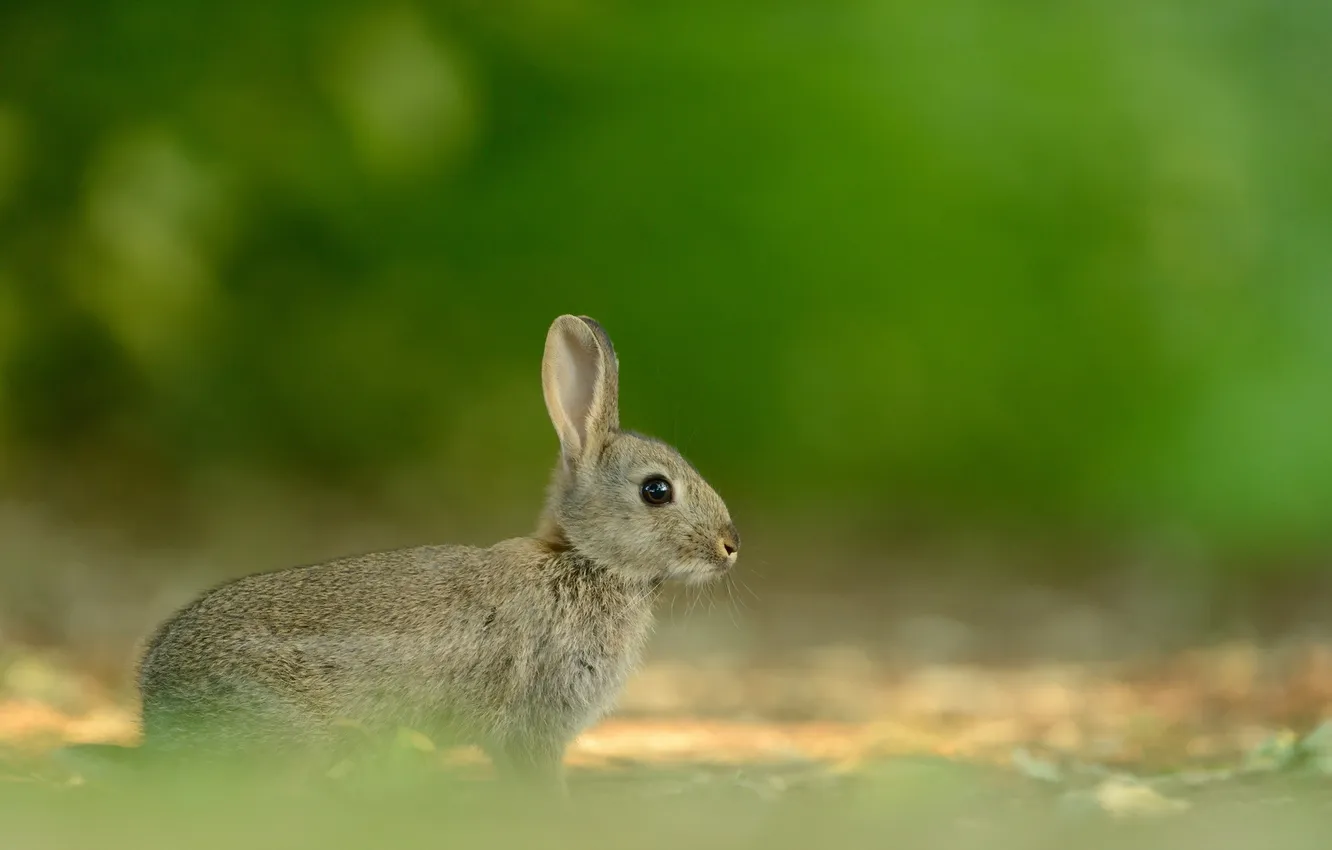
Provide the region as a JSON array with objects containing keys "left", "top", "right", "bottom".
[{"left": 640, "top": 476, "right": 673, "bottom": 506}]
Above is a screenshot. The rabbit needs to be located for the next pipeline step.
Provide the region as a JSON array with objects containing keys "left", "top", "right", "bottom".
[{"left": 130, "top": 314, "right": 741, "bottom": 791}]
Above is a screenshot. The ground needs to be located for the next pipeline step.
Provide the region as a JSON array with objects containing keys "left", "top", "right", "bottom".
[{"left": 1, "top": 641, "right": 1331, "bottom": 849}]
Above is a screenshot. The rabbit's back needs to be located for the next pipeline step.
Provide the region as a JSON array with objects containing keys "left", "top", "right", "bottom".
[{"left": 137, "top": 540, "right": 655, "bottom": 760}]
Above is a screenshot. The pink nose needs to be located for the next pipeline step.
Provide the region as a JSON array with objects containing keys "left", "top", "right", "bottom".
[{"left": 719, "top": 524, "right": 740, "bottom": 559}]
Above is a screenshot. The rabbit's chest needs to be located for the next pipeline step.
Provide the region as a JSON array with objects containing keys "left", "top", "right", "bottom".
[
  {"left": 522, "top": 609, "right": 653, "bottom": 726},
  {"left": 547, "top": 637, "right": 635, "bottom": 703}
]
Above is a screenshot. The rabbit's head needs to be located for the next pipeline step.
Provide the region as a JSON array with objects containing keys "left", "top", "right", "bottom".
[{"left": 538, "top": 315, "right": 739, "bottom": 585}]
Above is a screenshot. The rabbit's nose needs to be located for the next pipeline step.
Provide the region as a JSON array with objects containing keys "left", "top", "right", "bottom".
[{"left": 718, "top": 524, "right": 740, "bottom": 561}]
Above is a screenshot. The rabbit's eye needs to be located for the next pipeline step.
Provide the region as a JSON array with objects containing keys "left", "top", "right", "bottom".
[{"left": 640, "top": 476, "right": 673, "bottom": 506}]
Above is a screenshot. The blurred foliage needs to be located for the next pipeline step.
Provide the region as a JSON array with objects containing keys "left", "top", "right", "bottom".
[{"left": 1, "top": 0, "right": 1330, "bottom": 559}]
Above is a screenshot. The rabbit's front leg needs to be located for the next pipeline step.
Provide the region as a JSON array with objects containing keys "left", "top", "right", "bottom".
[{"left": 486, "top": 737, "right": 569, "bottom": 796}]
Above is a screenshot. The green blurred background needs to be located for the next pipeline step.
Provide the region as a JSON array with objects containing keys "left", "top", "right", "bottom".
[{"left": 1, "top": 0, "right": 1330, "bottom": 661}]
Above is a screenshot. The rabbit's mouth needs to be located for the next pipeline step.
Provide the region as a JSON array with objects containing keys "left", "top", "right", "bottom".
[{"left": 669, "top": 557, "right": 733, "bottom": 585}]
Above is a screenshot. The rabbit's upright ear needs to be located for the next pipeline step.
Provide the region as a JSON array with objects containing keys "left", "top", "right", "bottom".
[{"left": 542, "top": 315, "right": 620, "bottom": 467}]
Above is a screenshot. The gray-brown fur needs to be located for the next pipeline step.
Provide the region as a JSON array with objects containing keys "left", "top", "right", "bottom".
[{"left": 134, "top": 315, "right": 740, "bottom": 790}]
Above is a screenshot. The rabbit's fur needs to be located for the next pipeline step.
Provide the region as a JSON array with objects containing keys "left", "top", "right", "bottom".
[{"left": 135, "top": 315, "right": 740, "bottom": 788}]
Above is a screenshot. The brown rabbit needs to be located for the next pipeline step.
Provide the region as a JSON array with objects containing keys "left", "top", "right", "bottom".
[{"left": 131, "top": 315, "right": 740, "bottom": 790}]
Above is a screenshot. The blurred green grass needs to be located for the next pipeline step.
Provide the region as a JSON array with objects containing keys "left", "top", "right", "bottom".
[{"left": 3, "top": 751, "right": 1332, "bottom": 850}]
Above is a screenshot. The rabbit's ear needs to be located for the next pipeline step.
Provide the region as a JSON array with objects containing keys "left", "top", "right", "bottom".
[{"left": 542, "top": 314, "right": 620, "bottom": 467}]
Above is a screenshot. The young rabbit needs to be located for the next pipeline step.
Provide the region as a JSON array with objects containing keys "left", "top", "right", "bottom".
[{"left": 132, "top": 314, "right": 740, "bottom": 789}]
